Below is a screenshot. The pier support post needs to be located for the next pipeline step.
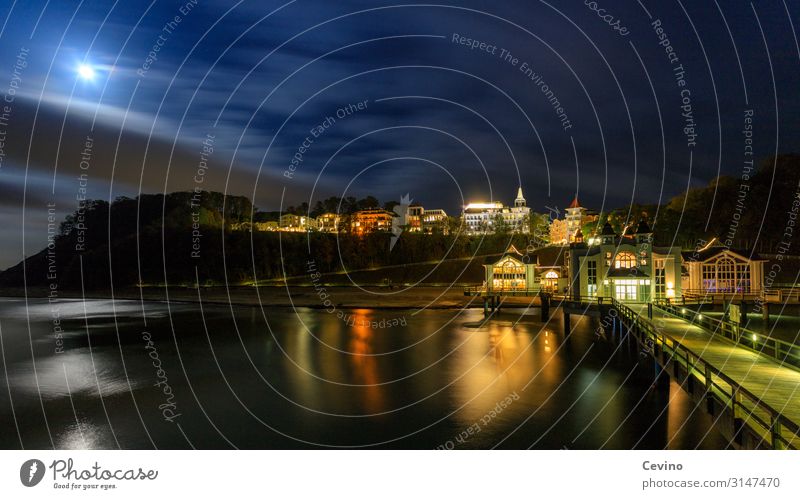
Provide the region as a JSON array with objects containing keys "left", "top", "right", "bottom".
[
  {"left": 653, "top": 359, "right": 669, "bottom": 391},
  {"left": 563, "top": 312, "right": 570, "bottom": 336},
  {"left": 540, "top": 293, "right": 550, "bottom": 321},
  {"left": 762, "top": 303, "right": 770, "bottom": 329},
  {"left": 739, "top": 300, "right": 748, "bottom": 327},
  {"left": 772, "top": 420, "right": 784, "bottom": 450},
  {"left": 604, "top": 316, "right": 614, "bottom": 339}
]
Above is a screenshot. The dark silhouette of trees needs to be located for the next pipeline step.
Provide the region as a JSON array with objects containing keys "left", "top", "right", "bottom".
[{"left": 2, "top": 155, "right": 798, "bottom": 290}]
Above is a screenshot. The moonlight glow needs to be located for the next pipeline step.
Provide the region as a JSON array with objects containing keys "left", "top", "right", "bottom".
[{"left": 77, "top": 64, "right": 95, "bottom": 80}]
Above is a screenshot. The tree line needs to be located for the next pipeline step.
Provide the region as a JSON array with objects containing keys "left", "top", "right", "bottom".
[{"left": 1, "top": 154, "right": 797, "bottom": 289}]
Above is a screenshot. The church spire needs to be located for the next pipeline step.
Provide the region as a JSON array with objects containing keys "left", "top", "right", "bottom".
[{"left": 514, "top": 186, "right": 526, "bottom": 207}]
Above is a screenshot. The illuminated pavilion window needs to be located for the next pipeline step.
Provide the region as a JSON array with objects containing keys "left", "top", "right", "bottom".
[
  {"left": 492, "top": 259, "right": 526, "bottom": 290},
  {"left": 737, "top": 265, "right": 751, "bottom": 293},
  {"left": 702, "top": 256, "right": 751, "bottom": 293},
  {"left": 614, "top": 251, "right": 636, "bottom": 269},
  {"left": 543, "top": 270, "right": 559, "bottom": 292},
  {"left": 718, "top": 257, "right": 736, "bottom": 291}
]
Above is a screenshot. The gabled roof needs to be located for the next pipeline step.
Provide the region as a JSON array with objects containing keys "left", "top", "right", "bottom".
[
  {"left": 484, "top": 244, "right": 525, "bottom": 264},
  {"left": 682, "top": 246, "right": 767, "bottom": 262}
]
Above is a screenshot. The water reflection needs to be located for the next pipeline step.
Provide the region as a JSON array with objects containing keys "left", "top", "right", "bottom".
[
  {"left": 6, "top": 349, "right": 142, "bottom": 399},
  {"left": 347, "top": 310, "right": 383, "bottom": 413},
  {"left": 0, "top": 299, "right": 729, "bottom": 449},
  {"left": 55, "top": 420, "right": 106, "bottom": 450}
]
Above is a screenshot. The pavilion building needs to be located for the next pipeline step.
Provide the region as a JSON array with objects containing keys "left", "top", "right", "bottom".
[
  {"left": 478, "top": 223, "right": 767, "bottom": 304},
  {"left": 482, "top": 245, "right": 537, "bottom": 292},
  {"left": 565, "top": 221, "right": 682, "bottom": 302},
  {"left": 681, "top": 243, "right": 767, "bottom": 297}
]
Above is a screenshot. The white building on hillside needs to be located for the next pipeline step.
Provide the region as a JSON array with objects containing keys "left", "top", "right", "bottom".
[{"left": 462, "top": 187, "right": 530, "bottom": 234}]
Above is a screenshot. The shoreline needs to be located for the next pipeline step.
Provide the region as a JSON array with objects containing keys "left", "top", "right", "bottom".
[{"left": 0, "top": 285, "right": 542, "bottom": 310}]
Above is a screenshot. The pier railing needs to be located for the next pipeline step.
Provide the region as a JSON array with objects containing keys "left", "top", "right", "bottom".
[
  {"left": 462, "top": 286, "right": 542, "bottom": 297},
  {"left": 762, "top": 287, "right": 800, "bottom": 303},
  {"left": 612, "top": 298, "right": 800, "bottom": 450},
  {"left": 652, "top": 301, "right": 800, "bottom": 372},
  {"left": 551, "top": 294, "right": 607, "bottom": 304},
  {"left": 679, "top": 287, "right": 800, "bottom": 304}
]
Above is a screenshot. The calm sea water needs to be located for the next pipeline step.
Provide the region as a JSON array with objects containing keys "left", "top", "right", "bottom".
[{"left": 0, "top": 297, "right": 727, "bottom": 449}]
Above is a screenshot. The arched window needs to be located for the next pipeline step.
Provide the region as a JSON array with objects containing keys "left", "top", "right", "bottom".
[
  {"left": 701, "top": 255, "right": 752, "bottom": 293},
  {"left": 717, "top": 257, "right": 736, "bottom": 291},
  {"left": 614, "top": 251, "right": 636, "bottom": 269},
  {"left": 541, "top": 270, "right": 559, "bottom": 292},
  {"left": 493, "top": 258, "right": 526, "bottom": 290}
]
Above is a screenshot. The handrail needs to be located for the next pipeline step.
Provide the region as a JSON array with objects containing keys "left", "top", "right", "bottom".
[
  {"left": 611, "top": 298, "right": 799, "bottom": 449},
  {"left": 652, "top": 301, "right": 800, "bottom": 372},
  {"left": 550, "top": 294, "right": 609, "bottom": 304},
  {"left": 679, "top": 287, "right": 800, "bottom": 304},
  {"left": 462, "top": 285, "right": 543, "bottom": 297}
]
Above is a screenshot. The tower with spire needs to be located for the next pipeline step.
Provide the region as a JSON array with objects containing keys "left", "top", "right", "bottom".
[
  {"left": 565, "top": 196, "right": 587, "bottom": 243},
  {"left": 514, "top": 186, "right": 526, "bottom": 208},
  {"left": 462, "top": 187, "right": 530, "bottom": 234}
]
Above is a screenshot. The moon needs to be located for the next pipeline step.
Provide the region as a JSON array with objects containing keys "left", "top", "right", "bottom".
[{"left": 77, "top": 64, "right": 95, "bottom": 80}]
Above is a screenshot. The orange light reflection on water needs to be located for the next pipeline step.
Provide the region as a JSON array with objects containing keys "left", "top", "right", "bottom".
[{"left": 347, "top": 309, "right": 384, "bottom": 414}]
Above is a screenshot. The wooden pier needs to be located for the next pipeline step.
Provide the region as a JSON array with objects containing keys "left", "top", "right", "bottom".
[
  {"left": 612, "top": 299, "right": 800, "bottom": 449},
  {"left": 464, "top": 285, "right": 800, "bottom": 448}
]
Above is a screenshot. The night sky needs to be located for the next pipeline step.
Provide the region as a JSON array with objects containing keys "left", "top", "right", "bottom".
[{"left": 0, "top": 0, "right": 798, "bottom": 268}]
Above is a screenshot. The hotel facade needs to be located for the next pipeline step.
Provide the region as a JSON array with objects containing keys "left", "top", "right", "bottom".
[
  {"left": 550, "top": 197, "right": 599, "bottom": 245},
  {"left": 463, "top": 187, "right": 531, "bottom": 234},
  {"left": 350, "top": 209, "right": 394, "bottom": 235}
]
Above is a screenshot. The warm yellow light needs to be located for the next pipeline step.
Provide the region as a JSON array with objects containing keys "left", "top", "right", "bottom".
[
  {"left": 698, "top": 237, "right": 718, "bottom": 252},
  {"left": 464, "top": 202, "right": 503, "bottom": 209},
  {"left": 752, "top": 334, "right": 758, "bottom": 341}
]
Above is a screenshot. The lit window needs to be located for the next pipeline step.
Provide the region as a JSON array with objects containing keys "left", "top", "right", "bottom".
[
  {"left": 614, "top": 251, "right": 636, "bottom": 269},
  {"left": 587, "top": 261, "right": 597, "bottom": 297}
]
